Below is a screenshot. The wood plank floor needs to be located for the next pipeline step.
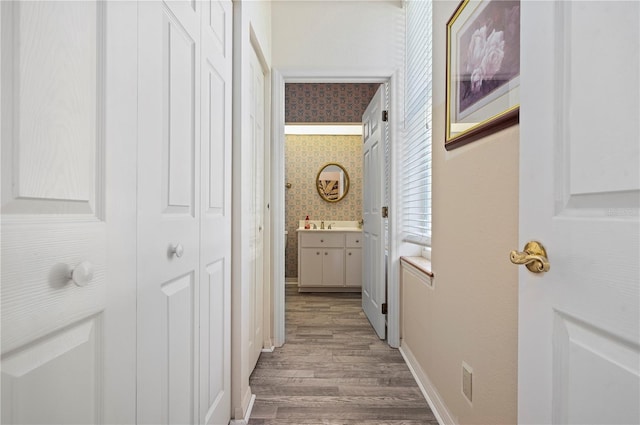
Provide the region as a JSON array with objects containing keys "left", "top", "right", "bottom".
[{"left": 248, "top": 286, "right": 437, "bottom": 425}]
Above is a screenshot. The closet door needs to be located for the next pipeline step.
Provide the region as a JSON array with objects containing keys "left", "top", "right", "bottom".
[
  {"left": 137, "top": 1, "right": 233, "bottom": 423},
  {"left": 198, "top": 0, "right": 232, "bottom": 424},
  {"left": 137, "top": 1, "right": 201, "bottom": 423},
  {"left": 0, "top": 1, "right": 137, "bottom": 423},
  {"left": 248, "top": 43, "right": 266, "bottom": 371}
]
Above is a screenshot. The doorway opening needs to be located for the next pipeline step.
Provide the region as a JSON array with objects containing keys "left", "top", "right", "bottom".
[
  {"left": 283, "top": 82, "right": 376, "bottom": 290},
  {"left": 271, "top": 73, "right": 398, "bottom": 348}
]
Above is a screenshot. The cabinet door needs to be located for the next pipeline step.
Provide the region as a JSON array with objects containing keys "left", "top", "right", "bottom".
[
  {"left": 300, "top": 248, "right": 323, "bottom": 286},
  {"left": 345, "top": 248, "right": 362, "bottom": 287},
  {"left": 322, "top": 248, "right": 345, "bottom": 286}
]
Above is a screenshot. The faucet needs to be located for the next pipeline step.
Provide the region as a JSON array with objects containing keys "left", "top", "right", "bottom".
[{"left": 328, "top": 222, "right": 335, "bottom": 229}]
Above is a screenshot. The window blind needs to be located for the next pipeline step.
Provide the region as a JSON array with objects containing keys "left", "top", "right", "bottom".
[{"left": 401, "top": 0, "right": 432, "bottom": 247}]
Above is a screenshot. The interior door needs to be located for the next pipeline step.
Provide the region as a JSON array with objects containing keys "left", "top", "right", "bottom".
[
  {"left": 198, "top": 0, "right": 233, "bottom": 424},
  {"left": 137, "top": 1, "right": 201, "bottom": 423},
  {"left": 362, "top": 85, "right": 386, "bottom": 339},
  {"left": 519, "top": 2, "right": 640, "bottom": 424},
  {"left": 1, "top": 1, "right": 136, "bottom": 423},
  {"left": 248, "top": 43, "right": 265, "bottom": 371}
]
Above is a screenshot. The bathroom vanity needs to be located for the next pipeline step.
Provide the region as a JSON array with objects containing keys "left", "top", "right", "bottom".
[{"left": 297, "top": 222, "right": 362, "bottom": 292}]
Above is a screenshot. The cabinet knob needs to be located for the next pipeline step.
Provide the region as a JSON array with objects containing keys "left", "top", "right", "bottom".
[
  {"left": 356, "top": 240, "right": 359, "bottom": 243},
  {"left": 348, "top": 252, "right": 352, "bottom": 256},
  {"left": 69, "top": 261, "right": 94, "bottom": 287},
  {"left": 320, "top": 239, "right": 324, "bottom": 243},
  {"left": 325, "top": 252, "right": 328, "bottom": 255},
  {"left": 171, "top": 244, "right": 184, "bottom": 258},
  {"left": 316, "top": 252, "right": 320, "bottom": 255}
]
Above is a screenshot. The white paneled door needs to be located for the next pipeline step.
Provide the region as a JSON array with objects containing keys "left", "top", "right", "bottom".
[
  {"left": 137, "top": 2, "right": 201, "bottom": 422},
  {"left": 519, "top": 2, "right": 639, "bottom": 424},
  {"left": 362, "top": 85, "right": 386, "bottom": 339},
  {"left": 248, "top": 43, "right": 266, "bottom": 371},
  {"left": 137, "top": 1, "right": 232, "bottom": 424},
  {"left": 199, "top": 0, "right": 233, "bottom": 424},
  {"left": 1, "top": 1, "right": 137, "bottom": 424}
]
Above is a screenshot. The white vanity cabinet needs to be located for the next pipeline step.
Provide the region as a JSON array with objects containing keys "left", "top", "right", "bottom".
[
  {"left": 298, "top": 230, "right": 362, "bottom": 291},
  {"left": 345, "top": 233, "right": 363, "bottom": 287}
]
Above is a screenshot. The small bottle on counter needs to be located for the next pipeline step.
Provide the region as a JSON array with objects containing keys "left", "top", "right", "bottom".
[{"left": 304, "top": 215, "right": 310, "bottom": 229}]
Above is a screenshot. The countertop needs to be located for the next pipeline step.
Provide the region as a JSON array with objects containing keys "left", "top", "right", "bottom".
[{"left": 296, "top": 228, "right": 362, "bottom": 233}]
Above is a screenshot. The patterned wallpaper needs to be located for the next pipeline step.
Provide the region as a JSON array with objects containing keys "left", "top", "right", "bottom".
[
  {"left": 285, "top": 134, "right": 363, "bottom": 278},
  {"left": 285, "top": 83, "right": 379, "bottom": 123}
]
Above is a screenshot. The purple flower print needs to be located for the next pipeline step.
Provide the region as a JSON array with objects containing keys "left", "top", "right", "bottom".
[
  {"left": 481, "top": 30, "right": 505, "bottom": 80},
  {"left": 457, "top": 0, "right": 520, "bottom": 114},
  {"left": 467, "top": 25, "right": 488, "bottom": 74},
  {"left": 466, "top": 28, "right": 505, "bottom": 93}
]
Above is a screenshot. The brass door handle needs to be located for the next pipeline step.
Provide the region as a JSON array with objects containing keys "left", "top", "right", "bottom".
[{"left": 510, "top": 241, "right": 550, "bottom": 273}]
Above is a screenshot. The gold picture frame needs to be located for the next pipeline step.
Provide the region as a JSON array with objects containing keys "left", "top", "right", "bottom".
[
  {"left": 316, "top": 163, "right": 350, "bottom": 203},
  {"left": 445, "top": 0, "right": 520, "bottom": 150}
]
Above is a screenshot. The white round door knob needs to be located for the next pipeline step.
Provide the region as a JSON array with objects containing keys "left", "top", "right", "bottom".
[
  {"left": 70, "top": 261, "right": 94, "bottom": 287},
  {"left": 172, "top": 244, "right": 184, "bottom": 258}
]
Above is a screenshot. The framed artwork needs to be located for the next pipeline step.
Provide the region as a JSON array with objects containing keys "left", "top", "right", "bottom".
[{"left": 446, "top": 0, "right": 520, "bottom": 150}]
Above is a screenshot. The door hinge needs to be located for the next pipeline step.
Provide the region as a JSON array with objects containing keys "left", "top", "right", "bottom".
[
  {"left": 382, "top": 110, "right": 389, "bottom": 122},
  {"left": 381, "top": 206, "right": 389, "bottom": 218},
  {"left": 381, "top": 303, "right": 388, "bottom": 314}
]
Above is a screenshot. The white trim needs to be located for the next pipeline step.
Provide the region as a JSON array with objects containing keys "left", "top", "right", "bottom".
[
  {"left": 271, "top": 68, "right": 401, "bottom": 350},
  {"left": 386, "top": 70, "right": 401, "bottom": 349},
  {"left": 284, "top": 124, "right": 362, "bottom": 135},
  {"left": 279, "top": 70, "right": 397, "bottom": 83},
  {"left": 400, "top": 344, "right": 457, "bottom": 425},
  {"left": 402, "top": 259, "right": 435, "bottom": 290},
  {"left": 271, "top": 69, "right": 286, "bottom": 347},
  {"left": 229, "top": 394, "right": 256, "bottom": 425}
]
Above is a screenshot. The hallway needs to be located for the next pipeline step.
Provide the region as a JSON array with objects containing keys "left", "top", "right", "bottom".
[{"left": 248, "top": 286, "right": 437, "bottom": 424}]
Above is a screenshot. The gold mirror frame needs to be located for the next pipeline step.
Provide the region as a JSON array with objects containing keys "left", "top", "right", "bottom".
[{"left": 316, "top": 163, "right": 350, "bottom": 203}]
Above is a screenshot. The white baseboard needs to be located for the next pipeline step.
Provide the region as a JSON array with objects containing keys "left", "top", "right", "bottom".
[
  {"left": 297, "top": 286, "right": 361, "bottom": 293},
  {"left": 261, "top": 345, "right": 275, "bottom": 353},
  {"left": 285, "top": 278, "right": 298, "bottom": 285},
  {"left": 400, "top": 343, "right": 456, "bottom": 425},
  {"left": 229, "top": 394, "right": 256, "bottom": 425}
]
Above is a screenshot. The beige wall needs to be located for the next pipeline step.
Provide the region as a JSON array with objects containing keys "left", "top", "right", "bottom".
[
  {"left": 285, "top": 134, "right": 363, "bottom": 277},
  {"left": 272, "top": 1, "right": 404, "bottom": 71},
  {"left": 401, "top": 1, "right": 519, "bottom": 424}
]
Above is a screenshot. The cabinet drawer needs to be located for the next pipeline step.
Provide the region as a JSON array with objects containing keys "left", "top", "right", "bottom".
[
  {"left": 346, "top": 233, "right": 363, "bottom": 248},
  {"left": 300, "top": 232, "right": 344, "bottom": 248}
]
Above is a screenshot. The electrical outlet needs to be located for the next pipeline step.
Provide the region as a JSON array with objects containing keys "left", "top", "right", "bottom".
[{"left": 462, "top": 362, "right": 473, "bottom": 403}]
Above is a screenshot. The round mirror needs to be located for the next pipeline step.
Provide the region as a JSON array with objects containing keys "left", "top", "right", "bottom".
[{"left": 316, "top": 163, "right": 350, "bottom": 203}]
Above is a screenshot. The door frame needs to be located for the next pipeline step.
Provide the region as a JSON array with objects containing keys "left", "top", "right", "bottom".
[{"left": 270, "top": 68, "right": 402, "bottom": 348}]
